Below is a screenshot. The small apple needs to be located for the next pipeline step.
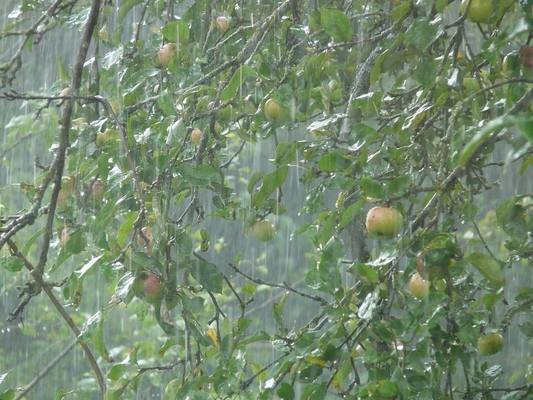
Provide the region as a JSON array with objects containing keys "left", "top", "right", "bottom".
[
  {"left": 158, "top": 43, "right": 177, "bottom": 67},
  {"left": 462, "top": 77, "right": 480, "bottom": 92},
  {"left": 215, "top": 16, "right": 230, "bottom": 32},
  {"left": 477, "top": 332, "right": 504, "bottom": 356},
  {"left": 520, "top": 46, "right": 533, "bottom": 69},
  {"left": 460, "top": 0, "right": 493, "bottom": 23},
  {"left": 136, "top": 226, "right": 153, "bottom": 253},
  {"left": 133, "top": 271, "right": 163, "bottom": 304},
  {"left": 365, "top": 206, "right": 403, "bottom": 239},
  {"left": 263, "top": 98, "right": 283, "bottom": 121},
  {"left": 59, "top": 87, "right": 72, "bottom": 98},
  {"left": 89, "top": 179, "right": 105, "bottom": 202},
  {"left": 408, "top": 272, "right": 430, "bottom": 299},
  {"left": 60, "top": 227, "right": 70, "bottom": 248},
  {"left": 250, "top": 220, "right": 275, "bottom": 242},
  {"left": 191, "top": 128, "right": 203, "bottom": 146},
  {"left": 96, "top": 128, "right": 118, "bottom": 147}
]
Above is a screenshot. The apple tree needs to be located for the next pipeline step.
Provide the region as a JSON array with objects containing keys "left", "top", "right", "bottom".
[{"left": 0, "top": 0, "right": 532, "bottom": 399}]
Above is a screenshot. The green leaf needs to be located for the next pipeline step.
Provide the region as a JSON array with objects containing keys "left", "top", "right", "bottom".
[
  {"left": 2, "top": 256, "right": 23, "bottom": 272},
  {"left": 0, "top": 389, "right": 15, "bottom": 400},
  {"left": 191, "top": 253, "right": 224, "bottom": 293},
  {"left": 275, "top": 142, "right": 298, "bottom": 165},
  {"left": 377, "top": 380, "right": 398, "bottom": 397},
  {"left": 76, "top": 255, "right": 104, "bottom": 279},
  {"left": 466, "top": 252, "right": 505, "bottom": 286},
  {"left": 277, "top": 382, "right": 295, "bottom": 400},
  {"left": 117, "top": 212, "right": 137, "bottom": 248},
  {"left": 161, "top": 20, "right": 189, "bottom": 44},
  {"left": 317, "top": 151, "right": 349, "bottom": 172},
  {"left": 252, "top": 166, "right": 288, "bottom": 208},
  {"left": 118, "top": 0, "right": 143, "bottom": 22},
  {"left": 320, "top": 8, "right": 352, "bottom": 42},
  {"left": 221, "top": 65, "right": 256, "bottom": 101},
  {"left": 405, "top": 19, "right": 438, "bottom": 52},
  {"left": 107, "top": 364, "right": 128, "bottom": 381}
]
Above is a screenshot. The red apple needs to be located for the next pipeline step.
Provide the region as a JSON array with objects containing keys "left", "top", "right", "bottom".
[
  {"left": 89, "top": 179, "right": 105, "bottom": 202},
  {"left": 520, "top": 46, "right": 533, "bottom": 69},
  {"left": 158, "top": 43, "right": 177, "bottom": 67},
  {"left": 365, "top": 206, "right": 403, "bottom": 239},
  {"left": 133, "top": 271, "right": 163, "bottom": 304},
  {"left": 215, "top": 16, "right": 230, "bottom": 32},
  {"left": 136, "top": 226, "right": 153, "bottom": 253}
]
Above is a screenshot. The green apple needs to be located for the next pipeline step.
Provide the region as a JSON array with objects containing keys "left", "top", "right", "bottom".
[
  {"left": 408, "top": 273, "right": 430, "bottom": 299},
  {"left": 158, "top": 43, "right": 177, "bottom": 67},
  {"left": 191, "top": 128, "right": 203, "bottom": 145},
  {"left": 477, "top": 332, "right": 504, "bottom": 356},
  {"left": 460, "top": 0, "right": 493, "bottom": 23},
  {"left": 133, "top": 271, "right": 163, "bottom": 304},
  {"left": 263, "top": 98, "right": 283, "bottom": 121},
  {"left": 96, "top": 128, "right": 118, "bottom": 147},
  {"left": 365, "top": 206, "right": 403, "bottom": 239},
  {"left": 250, "top": 220, "right": 275, "bottom": 242}
]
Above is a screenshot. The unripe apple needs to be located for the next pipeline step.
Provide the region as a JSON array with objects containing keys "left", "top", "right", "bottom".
[
  {"left": 250, "top": 220, "right": 275, "bottom": 242},
  {"left": 477, "top": 332, "right": 504, "bottom": 356},
  {"left": 365, "top": 206, "right": 403, "bottom": 239},
  {"left": 60, "top": 227, "right": 70, "bottom": 248},
  {"left": 215, "top": 16, "right": 230, "bottom": 32},
  {"left": 263, "top": 98, "right": 283, "bottom": 121},
  {"left": 89, "top": 179, "right": 105, "bottom": 202},
  {"left": 96, "top": 128, "right": 118, "bottom": 147},
  {"left": 158, "top": 43, "right": 177, "bottom": 67},
  {"left": 133, "top": 271, "right": 163, "bottom": 304},
  {"left": 191, "top": 128, "right": 203, "bottom": 146},
  {"left": 136, "top": 226, "right": 153, "bottom": 253},
  {"left": 460, "top": 0, "right": 493, "bottom": 23},
  {"left": 520, "top": 46, "right": 533, "bottom": 69},
  {"left": 59, "top": 87, "right": 72, "bottom": 98},
  {"left": 408, "top": 273, "right": 430, "bottom": 299}
]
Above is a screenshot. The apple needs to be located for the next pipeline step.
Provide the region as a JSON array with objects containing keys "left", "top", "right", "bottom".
[
  {"left": 191, "top": 128, "right": 203, "bottom": 145},
  {"left": 59, "top": 227, "right": 70, "bottom": 248},
  {"left": 158, "top": 43, "right": 177, "bottom": 67},
  {"left": 250, "top": 220, "right": 275, "bottom": 242},
  {"left": 408, "top": 272, "right": 429, "bottom": 299},
  {"left": 520, "top": 46, "right": 533, "bottom": 69},
  {"left": 133, "top": 271, "right": 163, "bottom": 304},
  {"left": 365, "top": 206, "right": 403, "bottom": 239},
  {"left": 263, "top": 98, "right": 283, "bottom": 121},
  {"left": 59, "top": 87, "right": 72, "bottom": 98},
  {"left": 136, "top": 226, "right": 153, "bottom": 253},
  {"left": 96, "top": 128, "right": 118, "bottom": 147},
  {"left": 89, "top": 179, "right": 105, "bottom": 202},
  {"left": 477, "top": 332, "right": 504, "bottom": 356},
  {"left": 215, "top": 16, "right": 230, "bottom": 32},
  {"left": 460, "top": 0, "right": 493, "bottom": 23}
]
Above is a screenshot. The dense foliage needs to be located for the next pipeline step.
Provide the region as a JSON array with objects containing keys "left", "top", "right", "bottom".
[{"left": 1, "top": 0, "right": 532, "bottom": 399}]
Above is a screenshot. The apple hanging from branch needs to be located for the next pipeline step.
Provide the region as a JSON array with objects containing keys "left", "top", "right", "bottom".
[
  {"left": 133, "top": 271, "right": 164, "bottom": 304},
  {"left": 250, "top": 220, "right": 275, "bottom": 242},
  {"left": 365, "top": 206, "right": 403, "bottom": 239}
]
